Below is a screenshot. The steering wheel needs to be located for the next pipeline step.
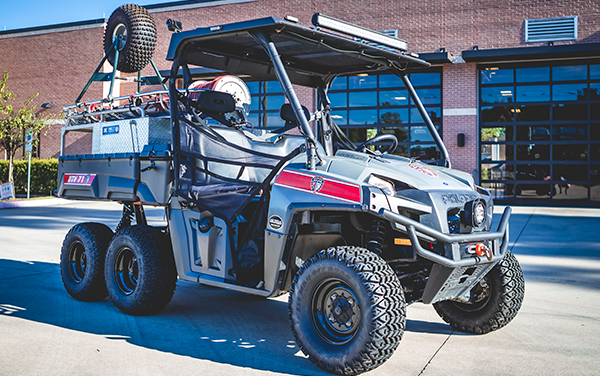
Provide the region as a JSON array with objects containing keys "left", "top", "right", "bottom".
[{"left": 354, "top": 134, "right": 398, "bottom": 154}]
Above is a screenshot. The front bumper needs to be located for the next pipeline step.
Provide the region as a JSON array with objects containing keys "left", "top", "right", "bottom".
[
  {"left": 379, "top": 206, "right": 511, "bottom": 304},
  {"left": 379, "top": 206, "right": 511, "bottom": 268}
]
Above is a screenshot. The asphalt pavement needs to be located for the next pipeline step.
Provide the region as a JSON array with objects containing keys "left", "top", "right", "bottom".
[{"left": 1, "top": 200, "right": 599, "bottom": 375}]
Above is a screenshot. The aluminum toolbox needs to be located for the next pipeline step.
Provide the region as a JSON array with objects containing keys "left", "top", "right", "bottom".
[{"left": 92, "top": 117, "right": 171, "bottom": 154}]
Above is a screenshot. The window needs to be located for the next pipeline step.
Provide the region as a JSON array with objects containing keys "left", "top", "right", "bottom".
[
  {"left": 247, "top": 81, "right": 286, "bottom": 129},
  {"left": 328, "top": 70, "right": 443, "bottom": 161},
  {"left": 480, "top": 63, "right": 600, "bottom": 203}
]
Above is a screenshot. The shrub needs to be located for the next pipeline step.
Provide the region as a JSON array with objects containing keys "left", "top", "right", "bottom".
[{"left": 0, "top": 158, "right": 58, "bottom": 196}]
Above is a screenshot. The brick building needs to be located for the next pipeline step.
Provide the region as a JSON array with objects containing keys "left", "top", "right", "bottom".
[{"left": 0, "top": 0, "right": 598, "bottom": 205}]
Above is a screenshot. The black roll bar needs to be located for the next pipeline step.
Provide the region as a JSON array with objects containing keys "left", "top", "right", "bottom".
[
  {"left": 398, "top": 73, "right": 451, "bottom": 168},
  {"left": 250, "top": 30, "right": 319, "bottom": 170}
]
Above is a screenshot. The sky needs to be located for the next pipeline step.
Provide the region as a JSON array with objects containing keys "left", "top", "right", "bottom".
[{"left": 1, "top": 0, "right": 181, "bottom": 31}]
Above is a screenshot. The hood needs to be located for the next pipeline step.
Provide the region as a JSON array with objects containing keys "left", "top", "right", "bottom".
[{"left": 326, "top": 150, "right": 475, "bottom": 192}]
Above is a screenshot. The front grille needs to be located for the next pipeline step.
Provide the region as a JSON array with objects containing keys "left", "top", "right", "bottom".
[{"left": 448, "top": 215, "right": 461, "bottom": 233}]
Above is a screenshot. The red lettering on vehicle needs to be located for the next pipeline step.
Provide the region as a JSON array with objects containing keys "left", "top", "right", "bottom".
[{"left": 63, "top": 174, "right": 96, "bottom": 186}]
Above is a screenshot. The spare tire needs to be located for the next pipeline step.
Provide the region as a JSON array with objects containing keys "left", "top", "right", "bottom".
[{"left": 104, "top": 4, "right": 156, "bottom": 73}]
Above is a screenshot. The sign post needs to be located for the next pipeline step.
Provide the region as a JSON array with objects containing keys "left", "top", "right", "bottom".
[{"left": 25, "top": 129, "right": 33, "bottom": 199}]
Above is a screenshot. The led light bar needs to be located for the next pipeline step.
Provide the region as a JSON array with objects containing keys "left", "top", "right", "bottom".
[{"left": 312, "top": 13, "right": 407, "bottom": 52}]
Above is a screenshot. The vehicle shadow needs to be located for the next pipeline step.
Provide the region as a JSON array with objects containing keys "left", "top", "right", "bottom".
[
  {"left": 0, "top": 257, "right": 474, "bottom": 374},
  {"left": 0, "top": 258, "right": 326, "bottom": 376}
]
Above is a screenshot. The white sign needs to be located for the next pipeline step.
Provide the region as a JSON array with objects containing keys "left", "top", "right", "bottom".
[
  {"left": 0, "top": 182, "right": 13, "bottom": 200},
  {"left": 25, "top": 129, "right": 33, "bottom": 153}
]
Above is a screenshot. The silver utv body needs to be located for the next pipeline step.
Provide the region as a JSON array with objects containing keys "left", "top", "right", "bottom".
[
  {"left": 160, "top": 16, "right": 511, "bottom": 304},
  {"left": 56, "top": 11, "right": 521, "bottom": 374},
  {"left": 57, "top": 15, "right": 511, "bottom": 306}
]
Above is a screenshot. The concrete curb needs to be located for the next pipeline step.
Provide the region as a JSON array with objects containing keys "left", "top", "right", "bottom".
[{"left": 0, "top": 198, "right": 70, "bottom": 210}]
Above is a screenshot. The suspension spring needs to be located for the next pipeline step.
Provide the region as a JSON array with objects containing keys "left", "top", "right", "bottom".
[
  {"left": 115, "top": 203, "right": 135, "bottom": 233},
  {"left": 367, "top": 219, "right": 386, "bottom": 255}
]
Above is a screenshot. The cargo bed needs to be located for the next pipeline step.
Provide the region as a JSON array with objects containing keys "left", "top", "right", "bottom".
[{"left": 57, "top": 144, "right": 172, "bottom": 206}]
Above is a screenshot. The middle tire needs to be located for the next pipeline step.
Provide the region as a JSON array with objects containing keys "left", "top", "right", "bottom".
[
  {"left": 289, "top": 246, "right": 406, "bottom": 375},
  {"left": 105, "top": 225, "right": 177, "bottom": 315}
]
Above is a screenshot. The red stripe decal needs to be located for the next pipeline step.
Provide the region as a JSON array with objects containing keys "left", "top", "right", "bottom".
[{"left": 275, "top": 170, "right": 360, "bottom": 203}]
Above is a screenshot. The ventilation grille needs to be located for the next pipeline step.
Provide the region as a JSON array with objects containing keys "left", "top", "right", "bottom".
[
  {"left": 525, "top": 17, "right": 577, "bottom": 43},
  {"left": 355, "top": 29, "right": 400, "bottom": 51}
]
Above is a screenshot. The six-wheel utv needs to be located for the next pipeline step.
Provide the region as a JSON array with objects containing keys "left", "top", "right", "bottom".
[{"left": 57, "top": 5, "right": 524, "bottom": 375}]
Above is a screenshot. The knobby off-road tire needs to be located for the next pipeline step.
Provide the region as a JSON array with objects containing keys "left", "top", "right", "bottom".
[
  {"left": 60, "top": 223, "right": 114, "bottom": 301},
  {"left": 433, "top": 251, "right": 525, "bottom": 334},
  {"left": 289, "top": 246, "right": 406, "bottom": 375},
  {"left": 104, "top": 4, "right": 156, "bottom": 73},
  {"left": 105, "top": 225, "right": 177, "bottom": 315}
]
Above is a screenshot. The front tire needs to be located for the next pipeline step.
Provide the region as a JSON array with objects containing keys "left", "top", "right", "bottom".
[
  {"left": 60, "top": 223, "right": 114, "bottom": 301},
  {"left": 105, "top": 226, "right": 177, "bottom": 315},
  {"left": 433, "top": 251, "right": 524, "bottom": 334},
  {"left": 289, "top": 246, "right": 405, "bottom": 375}
]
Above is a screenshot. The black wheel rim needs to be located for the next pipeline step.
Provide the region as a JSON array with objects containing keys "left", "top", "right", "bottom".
[
  {"left": 68, "top": 241, "right": 86, "bottom": 283},
  {"left": 311, "top": 277, "right": 361, "bottom": 346},
  {"left": 112, "top": 23, "right": 127, "bottom": 50},
  {"left": 114, "top": 247, "right": 138, "bottom": 296},
  {"left": 452, "top": 276, "right": 492, "bottom": 312}
]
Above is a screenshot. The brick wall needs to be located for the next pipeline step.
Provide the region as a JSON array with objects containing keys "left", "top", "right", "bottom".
[
  {"left": 0, "top": 0, "right": 598, "bottom": 159},
  {"left": 442, "top": 63, "right": 478, "bottom": 175},
  {"left": 0, "top": 26, "right": 105, "bottom": 159}
]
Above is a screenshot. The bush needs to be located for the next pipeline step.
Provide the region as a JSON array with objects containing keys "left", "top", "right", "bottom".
[{"left": 0, "top": 158, "right": 58, "bottom": 196}]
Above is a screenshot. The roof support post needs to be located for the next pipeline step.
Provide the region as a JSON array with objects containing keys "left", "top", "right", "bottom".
[
  {"left": 251, "top": 30, "right": 319, "bottom": 170},
  {"left": 398, "top": 72, "right": 451, "bottom": 168}
]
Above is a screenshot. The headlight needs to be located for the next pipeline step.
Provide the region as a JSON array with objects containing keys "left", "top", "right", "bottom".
[
  {"left": 368, "top": 175, "right": 394, "bottom": 196},
  {"left": 462, "top": 199, "right": 486, "bottom": 228}
]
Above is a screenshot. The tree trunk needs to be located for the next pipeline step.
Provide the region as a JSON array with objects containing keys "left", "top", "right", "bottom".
[{"left": 8, "top": 152, "right": 15, "bottom": 198}]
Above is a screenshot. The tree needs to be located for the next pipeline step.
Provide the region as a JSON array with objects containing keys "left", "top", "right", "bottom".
[
  {"left": 0, "top": 72, "right": 50, "bottom": 198},
  {"left": 481, "top": 127, "right": 506, "bottom": 141}
]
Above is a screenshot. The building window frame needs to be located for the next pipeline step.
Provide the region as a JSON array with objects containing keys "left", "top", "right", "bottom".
[{"left": 479, "top": 61, "right": 600, "bottom": 204}]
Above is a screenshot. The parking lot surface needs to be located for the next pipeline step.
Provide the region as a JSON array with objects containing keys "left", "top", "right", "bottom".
[{"left": 1, "top": 201, "right": 599, "bottom": 375}]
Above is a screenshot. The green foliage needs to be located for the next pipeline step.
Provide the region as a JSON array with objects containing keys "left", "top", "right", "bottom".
[
  {"left": 379, "top": 111, "right": 404, "bottom": 124},
  {"left": 0, "top": 159, "right": 58, "bottom": 195},
  {"left": 481, "top": 127, "right": 506, "bottom": 141},
  {"left": 0, "top": 71, "right": 53, "bottom": 191},
  {"left": 481, "top": 167, "right": 490, "bottom": 180}
]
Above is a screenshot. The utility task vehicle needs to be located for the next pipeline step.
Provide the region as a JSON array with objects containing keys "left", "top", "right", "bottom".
[{"left": 58, "top": 5, "right": 524, "bottom": 375}]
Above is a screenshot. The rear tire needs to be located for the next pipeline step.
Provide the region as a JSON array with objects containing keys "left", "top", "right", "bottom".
[
  {"left": 433, "top": 251, "right": 524, "bottom": 334},
  {"left": 60, "top": 223, "right": 114, "bottom": 301},
  {"left": 289, "top": 246, "right": 405, "bottom": 375},
  {"left": 104, "top": 4, "right": 156, "bottom": 73},
  {"left": 105, "top": 226, "right": 177, "bottom": 315}
]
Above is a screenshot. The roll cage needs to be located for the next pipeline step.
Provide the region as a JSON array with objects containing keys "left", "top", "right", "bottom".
[{"left": 165, "top": 15, "right": 451, "bottom": 169}]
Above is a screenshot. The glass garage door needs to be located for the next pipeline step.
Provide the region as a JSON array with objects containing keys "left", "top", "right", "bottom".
[{"left": 479, "top": 63, "right": 600, "bottom": 205}]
